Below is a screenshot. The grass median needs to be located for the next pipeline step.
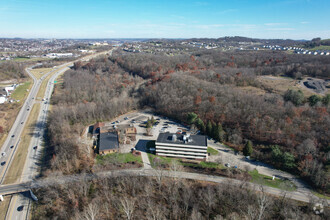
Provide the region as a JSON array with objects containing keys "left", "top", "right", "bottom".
[
  {"left": 0, "top": 195, "right": 11, "bottom": 220},
  {"left": 36, "top": 66, "right": 67, "bottom": 99},
  {"left": 29, "top": 68, "right": 53, "bottom": 80},
  {"left": 3, "top": 103, "right": 40, "bottom": 184}
]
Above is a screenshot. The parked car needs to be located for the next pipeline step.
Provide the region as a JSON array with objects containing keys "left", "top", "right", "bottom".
[{"left": 225, "top": 163, "right": 231, "bottom": 168}]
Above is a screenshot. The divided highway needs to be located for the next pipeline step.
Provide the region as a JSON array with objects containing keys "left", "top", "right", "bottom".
[{"left": 0, "top": 50, "right": 112, "bottom": 219}]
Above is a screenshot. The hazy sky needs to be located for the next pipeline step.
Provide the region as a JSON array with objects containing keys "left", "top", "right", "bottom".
[{"left": 0, "top": 0, "right": 329, "bottom": 39}]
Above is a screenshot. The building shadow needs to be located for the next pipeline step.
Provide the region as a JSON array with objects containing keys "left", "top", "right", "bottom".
[{"left": 134, "top": 139, "right": 150, "bottom": 152}]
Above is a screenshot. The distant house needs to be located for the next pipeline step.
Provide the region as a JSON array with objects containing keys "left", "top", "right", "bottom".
[
  {"left": 98, "top": 132, "right": 119, "bottom": 154},
  {"left": 0, "top": 96, "right": 7, "bottom": 104},
  {"left": 5, "top": 84, "right": 18, "bottom": 96},
  {"left": 155, "top": 133, "right": 208, "bottom": 160}
]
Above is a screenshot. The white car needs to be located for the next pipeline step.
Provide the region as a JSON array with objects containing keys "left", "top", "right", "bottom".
[{"left": 1, "top": 152, "right": 6, "bottom": 157}]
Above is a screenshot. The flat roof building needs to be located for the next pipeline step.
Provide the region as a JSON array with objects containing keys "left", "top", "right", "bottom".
[
  {"left": 99, "top": 132, "right": 119, "bottom": 154},
  {"left": 155, "top": 133, "right": 207, "bottom": 160}
]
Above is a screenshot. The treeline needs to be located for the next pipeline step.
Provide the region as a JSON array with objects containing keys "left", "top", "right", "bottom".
[
  {"left": 44, "top": 56, "right": 142, "bottom": 175},
  {"left": 111, "top": 49, "right": 330, "bottom": 80},
  {"left": 32, "top": 176, "right": 324, "bottom": 219},
  {"left": 0, "top": 61, "right": 26, "bottom": 81}
]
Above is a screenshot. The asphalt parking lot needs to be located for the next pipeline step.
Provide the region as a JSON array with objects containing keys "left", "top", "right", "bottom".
[{"left": 108, "top": 110, "right": 191, "bottom": 153}]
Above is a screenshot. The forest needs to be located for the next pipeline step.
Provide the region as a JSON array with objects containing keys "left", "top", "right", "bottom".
[
  {"left": 38, "top": 47, "right": 329, "bottom": 218},
  {"left": 32, "top": 176, "right": 325, "bottom": 219},
  {"left": 110, "top": 49, "right": 329, "bottom": 193},
  {"left": 0, "top": 61, "right": 26, "bottom": 81}
]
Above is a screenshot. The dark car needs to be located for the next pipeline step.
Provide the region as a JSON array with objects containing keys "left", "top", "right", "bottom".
[
  {"left": 11, "top": 135, "right": 15, "bottom": 138},
  {"left": 10, "top": 145, "right": 14, "bottom": 149},
  {"left": 17, "top": 205, "right": 24, "bottom": 211}
]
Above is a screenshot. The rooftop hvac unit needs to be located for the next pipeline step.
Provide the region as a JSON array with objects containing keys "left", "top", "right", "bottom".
[{"left": 172, "top": 134, "right": 177, "bottom": 142}]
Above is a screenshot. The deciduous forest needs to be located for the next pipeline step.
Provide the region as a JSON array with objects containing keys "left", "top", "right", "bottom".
[{"left": 37, "top": 47, "right": 329, "bottom": 219}]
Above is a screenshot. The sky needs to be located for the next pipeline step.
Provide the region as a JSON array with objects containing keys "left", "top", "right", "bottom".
[{"left": 0, "top": 0, "right": 329, "bottom": 39}]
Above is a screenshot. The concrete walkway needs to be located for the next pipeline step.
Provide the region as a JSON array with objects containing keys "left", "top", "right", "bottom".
[{"left": 140, "top": 151, "right": 152, "bottom": 169}]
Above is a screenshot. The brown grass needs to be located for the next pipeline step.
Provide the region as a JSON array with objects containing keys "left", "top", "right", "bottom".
[
  {"left": 29, "top": 68, "right": 53, "bottom": 80},
  {"left": 3, "top": 103, "right": 40, "bottom": 184},
  {"left": 36, "top": 66, "right": 67, "bottom": 99},
  {"left": 257, "top": 76, "right": 317, "bottom": 96},
  {"left": 0, "top": 195, "right": 12, "bottom": 220}
]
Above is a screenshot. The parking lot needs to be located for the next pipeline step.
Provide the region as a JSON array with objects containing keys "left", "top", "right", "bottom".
[{"left": 106, "top": 110, "right": 191, "bottom": 153}]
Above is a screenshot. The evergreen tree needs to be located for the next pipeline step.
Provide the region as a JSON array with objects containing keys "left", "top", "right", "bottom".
[
  {"left": 243, "top": 140, "right": 253, "bottom": 156},
  {"left": 195, "top": 118, "right": 205, "bottom": 132},
  {"left": 322, "top": 94, "right": 330, "bottom": 106},
  {"left": 187, "top": 112, "right": 198, "bottom": 124},
  {"left": 308, "top": 95, "right": 321, "bottom": 106},
  {"left": 206, "top": 121, "right": 213, "bottom": 136},
  {"left": 212, "top": 123, "right": 224, "bottom": 142},
  {"left": 146, "top": 119, "right": 152, "bottom": 128}
]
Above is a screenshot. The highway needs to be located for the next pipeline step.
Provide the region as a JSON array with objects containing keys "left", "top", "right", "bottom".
[{"left": 0, "top": 50, "right": 112, "bottom": 219}]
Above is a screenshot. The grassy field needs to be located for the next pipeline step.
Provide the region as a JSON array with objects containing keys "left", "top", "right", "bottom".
[
  {"left": 312, "top": 191, "right": 330, "bottom": 200},
  {"left": 96, "top": 153, "right": 143, "bottom": 165},
  {"left": 207, "top": 147, "right": 219, "bottom": 155},
  {"left": 306, "top": 45, "right": 330, "bottom": 51},
  {"left": 148, "top": 154, "right": 225, "bottom": 169},
  {"left": 0, "top": 195, "right": 11, "bottom": 220},
  {"left": 3, "top": 103, "right": 41, "bottom": 184},
  {"left": 14, "top": 57, "right": 50, "bottom": 63},
  {"left": 0, "top": 81, "right": 32, "bottom": 148},
  {"left": 10, "top": 81, "right": 32, "bottom": 101},
  {"left": 29, "top": 68, "right": 53, "bottom": 80},
  {"left": 148, "top": 153, "right": 176, "bottom": 167},
  {"left": 257, "top": 75, "right": 317, "bottom": 97},
  {"left": 249, "top": 169, "right": 296, "bottom": 191}
]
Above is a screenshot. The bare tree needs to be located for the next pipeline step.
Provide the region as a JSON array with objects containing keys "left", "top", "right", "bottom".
[
  {"left": 120, "top": 197, "right": 136, "bottom": 220},
  {"left": 79, "top": 202, "right": 99, "bottom": 220}
]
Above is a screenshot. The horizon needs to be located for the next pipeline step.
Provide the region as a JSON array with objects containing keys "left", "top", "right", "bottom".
[
  {"left": 1, "top": 0, "right": 329, "bottom": 40},
  {"left": 0, "top": 36, "right": 317, "bottom": 41}
]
